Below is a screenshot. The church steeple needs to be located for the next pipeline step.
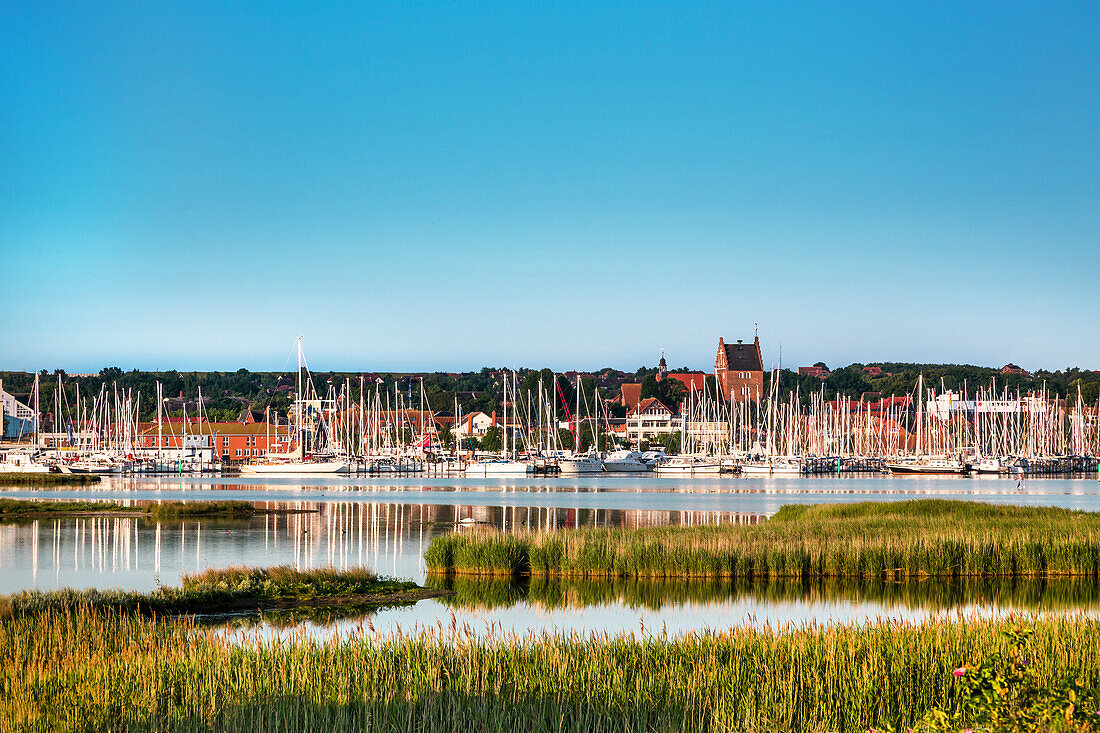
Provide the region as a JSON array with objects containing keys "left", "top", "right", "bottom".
[{"left": 657, "top": 348, "right": 667, "bottom": 380}]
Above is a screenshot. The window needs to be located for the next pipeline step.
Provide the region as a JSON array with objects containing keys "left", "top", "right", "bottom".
[{"left": 235, "top": 449, "right": 241, "bottom": 457}]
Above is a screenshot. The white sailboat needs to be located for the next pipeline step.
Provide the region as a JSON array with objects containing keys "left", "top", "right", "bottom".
[{"left": 239, "top": 338, "right": 350, "bottom": 475}]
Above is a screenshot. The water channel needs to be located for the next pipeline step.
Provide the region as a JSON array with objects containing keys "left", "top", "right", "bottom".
[{"left": 2, "top": 474, "right": 1098, "bottom": 635}]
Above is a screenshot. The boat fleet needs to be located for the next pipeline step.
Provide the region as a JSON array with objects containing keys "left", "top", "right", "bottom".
[{"left": 4, "top": 346, "right": 1098, "bottom": 479}]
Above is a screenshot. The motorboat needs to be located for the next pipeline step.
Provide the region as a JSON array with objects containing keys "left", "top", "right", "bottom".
[
  {"left": 557, "top": 452, "right": 604, "bottom": 474},
  {"left": 0, "top": 450, "right": 51, "bottom": 473},
  {"left": 600, "top": 450, "right": 652, "bottom": 473},
  {"left": 655, "top": 455, "right": 721, "bottom": 475},
  {"left": 885, "top": 457, "right": 969, "bottom": 475}
]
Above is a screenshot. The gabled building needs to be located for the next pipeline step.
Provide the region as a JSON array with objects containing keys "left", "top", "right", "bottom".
[
  {"left": 715, "top": 336, "right": 764, "bottom": 402},
  {"left": 625, "top": 397, "right": 680, "bottom": 447}
]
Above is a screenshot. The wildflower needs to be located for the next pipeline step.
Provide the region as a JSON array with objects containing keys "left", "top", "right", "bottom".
[{"left": 953, "top": 667, "right": 967, "bottom": 677}]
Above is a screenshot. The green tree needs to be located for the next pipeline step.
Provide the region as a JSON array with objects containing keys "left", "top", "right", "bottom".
[{"left": 480, "top": 426, "right": 503, "bottom": 453}]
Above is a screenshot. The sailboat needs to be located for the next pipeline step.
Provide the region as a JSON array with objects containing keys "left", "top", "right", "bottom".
[{"left": 240, "top": 338, "right": 350, "bottom": 475}]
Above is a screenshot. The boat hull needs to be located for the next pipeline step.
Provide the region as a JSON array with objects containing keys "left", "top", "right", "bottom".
[{"left": 240, "top": 461, "right": 350, "bottom": 475}]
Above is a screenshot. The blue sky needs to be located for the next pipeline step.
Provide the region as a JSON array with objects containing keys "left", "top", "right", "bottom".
[{"left": 2, "top": 1, "right": 1097, "bottom": 374}]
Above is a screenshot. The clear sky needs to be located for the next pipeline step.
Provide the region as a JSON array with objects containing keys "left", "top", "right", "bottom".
[{"left": 2, "top": 1, "right": 1097, "bottom": 374}]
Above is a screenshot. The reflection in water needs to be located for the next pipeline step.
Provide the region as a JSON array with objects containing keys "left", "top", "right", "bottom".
[
  {"left": 0, "top": 500, "right": 764, "bottom": 595},
  {"left": 429, "top": 574, "right": 1100, "bottom": 614},
  {"left": 5, "top": 475, "right": 1100, "bottom": 636}
]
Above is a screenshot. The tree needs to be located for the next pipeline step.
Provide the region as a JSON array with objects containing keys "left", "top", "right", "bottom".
[
  {"left": 437, "top": 424, "right": 454, "bottom": 448},
  {"left": 480, "top": 426, "right": 502, "bottom": 453}
]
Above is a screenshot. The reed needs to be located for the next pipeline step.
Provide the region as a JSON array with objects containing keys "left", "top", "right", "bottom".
[
  {"left": 429, "top": 573, "right": 1100, "bottom": 614},
  {"left": 0, "top": 498, "right": 312, "bottom": 519},
  {"left": 0, "top": 498, "right": 134, "bottom": 515},
  {"left": 0, "top": 472, "right": 100, "bottom": 485},
  {"left": 0, "top": 566, "right": 428, "bottom": 618},
  {"left": 1, "top": 609, "right": 1097, "bottom": 732},
  {"left": 425, "top": 500, "right": 1100, "bottom": 579}
]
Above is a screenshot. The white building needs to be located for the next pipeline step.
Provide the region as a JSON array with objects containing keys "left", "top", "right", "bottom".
[
  {"left": 452, "top": 411, "right": 495, "bottom": 438},
  {"left": 2, "top": 388, "right": 38, "bottom": 440},
  {"left": 625, "top": 398, "right": 680, "bottom": 446}
]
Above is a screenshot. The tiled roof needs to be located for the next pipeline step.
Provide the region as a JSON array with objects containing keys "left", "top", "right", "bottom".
[{"left": 721, "top": 340, "right": 763, "bottom": 371}]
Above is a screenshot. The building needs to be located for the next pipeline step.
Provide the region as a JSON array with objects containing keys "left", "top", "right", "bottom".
[
  {"left": 861, "top": 365, "right": 883, "bottom": 376},
  {"left": 618, "top": 383, "right": 642, "bottom": 412},
  {"left": 137, "top": 422, "right": 293, "bottom": 459},
  {"left": 798, "top": 366, "right": 830, "bottom": 379},
  {"left": 625, "top": 398, "right": 680, "bottom": 446},
  {"left": 1, "top": 389, "right": 37, "bottom": 440},
  {"left": 1000, "top": 364, "right": 1033, "bottom": 379},
  {"left": 715, "top": 336, "right": 764, "bottom": 402},
  {"left": 452, "top": 411, "right": 495, "bottom": 438}
]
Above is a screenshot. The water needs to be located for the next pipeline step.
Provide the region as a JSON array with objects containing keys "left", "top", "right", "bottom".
[{"left": 2, "top": 474, "right": 1098, "bottom": 635}]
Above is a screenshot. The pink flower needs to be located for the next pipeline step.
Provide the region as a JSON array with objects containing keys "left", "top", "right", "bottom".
[{"left": 953, "top": 667, "right": 967, "bottom": 677}]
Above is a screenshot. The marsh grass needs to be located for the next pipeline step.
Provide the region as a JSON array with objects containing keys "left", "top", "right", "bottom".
[
  {"left": 429, "top": 573, "right": 1100, "bottom": 614},
  {"left": 0, "top": 566, "right": 421, "bottom": 618},
  {"left": 1, "top": 609, "right": 1098, "bottom": 732},
  {"left": 0, "top": 472, "right": 100, "bottom": 485},
  {"left": 425, "top": 500, "right": 1100, "bottom": 579},
  {"left": 0, "top": 498, "right": 309, "bottom": 519}
]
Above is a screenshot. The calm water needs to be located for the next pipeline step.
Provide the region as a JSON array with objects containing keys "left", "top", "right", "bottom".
[{"left": 2, "top": 474, "right": 1098, "bottom": 634}]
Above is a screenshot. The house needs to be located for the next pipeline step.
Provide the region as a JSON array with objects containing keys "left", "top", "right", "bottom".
[
  {"left": 238, "top": 409, "right": 266, "bottom": 424},
  {"left": 1000, "top": 364, "right": 1033, "bottom": 379},
  {"left": 618, "top": 383, "right": 642, "bottom": 412},
  {"left": 798, "top": 366, "right": 830, "bottom": 379},
  {"left": 715, "top": 336, "right": 764, "bottom": 402},
  {"left": 861, "top": 366, "right": 883, "bottom": 376},
  {"left": 452, "top": 411, "right": 495, "bottom": 438},
  {"left": 625, "top": 398, "right": 680, "bottom": 447}
]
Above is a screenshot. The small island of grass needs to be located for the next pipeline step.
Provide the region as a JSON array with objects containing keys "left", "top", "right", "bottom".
[
  {"left": 0, "top": 565, "right": 449, "bottom": 618},
  {"left": 0, "top": 498, "right": 316, "bottom": 519}
]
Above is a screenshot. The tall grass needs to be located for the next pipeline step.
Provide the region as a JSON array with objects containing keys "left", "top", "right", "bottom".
[
  {"left": 1, "top": 609, "right": 1098, "bottom": 731},
  {"left": 0, "top": 566, "right": 421, "bottom": 618},
  {"left": 0, "top": 498, "right": 307, "bottom": 519},
  {"left": 429, "top": 573, "right": 1100, "bottom": 614},
  {"left": 425, "top": 500, "right": 1100, "bottom": 579}
]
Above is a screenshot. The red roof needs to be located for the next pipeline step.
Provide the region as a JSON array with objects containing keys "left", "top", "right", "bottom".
[
  {"left": 665, "top": 373, "right": 708, "bottom": 392},
  {"left": 619, "top": 383, "right": 642, "bottom": 410},
  {"left": 629, "top": 397, "right": 675, "bottom": 417}
]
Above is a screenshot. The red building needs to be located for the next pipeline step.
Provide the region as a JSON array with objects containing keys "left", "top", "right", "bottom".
[
  {"left": 715, "top": 336, "right": 764, "bottom": 402},
  {"left": 138, "top": 421, "right": 293, "bottom": 459},
  {"left": 798, "top": 366, "right": 830, "bottom": 379}
]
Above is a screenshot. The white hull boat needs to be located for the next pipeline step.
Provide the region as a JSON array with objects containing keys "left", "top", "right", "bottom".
[
  {"left": 240, "top": 460, "right": 350, "bottom": 475},
  {"left": 741, "top": 458, "right": 803, "bottom": 475},
  {"left": 656, "top": 456, "right": 721, "bottom": 475},
  {"left": 601, "top": 451, "right": 652, "bottom": 473},
  {"left": 463, "top": 459, "right": 532, "bottom": 477},
  {"left": 558, "top": 454, "right": 604, "bottom": 474}
]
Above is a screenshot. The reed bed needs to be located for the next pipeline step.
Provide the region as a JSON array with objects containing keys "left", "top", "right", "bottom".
[
  {"left": 0, "top": 566, "right": 423, "bottom": 618},
  {"left": 429, "top": 573, "right": 1100, "bottom": 614},
  {"left": 0, "top": 472, "right": 100, "bottom": 485},
  {"left": 1, "top": 609, "right": 1098, "bottom": 732},
  {"left": 0, "top": 498, "right": 310, "bottom": 519},
  {"left": 425, "top": 500, "right": 1100, "bottom": 579}
]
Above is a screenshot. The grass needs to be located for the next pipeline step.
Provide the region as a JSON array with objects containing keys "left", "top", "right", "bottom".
[
  {"left": 0, "top": 472, "right": 100, "bottom": 485},
  {"left": 425, "top": 499, "right": 1100, "bottom": 579},
  {"left": 1, "top": 609, "right": 1098, "bottom": 731},
  {"left": 0, "top": 498, "right": 313, "bottom": 519},
  {"left": 0, "top": 566, "right": 438, "bottom": 618},
  {"left": 429, "top": 573, "right": 1100, "bottom": 613}
]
